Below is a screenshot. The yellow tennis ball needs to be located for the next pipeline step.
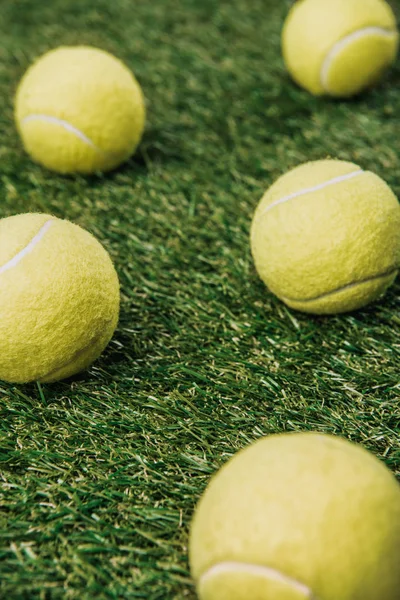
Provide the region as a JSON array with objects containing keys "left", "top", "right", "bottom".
[
  {"left": 189, "top": 432, "right": 400, "bottom": 600},
  {"left": 0, "top": 213, "right": 120, "bottom": 383},
  {"left": 14, "top": 46, "right": 145, "bottom": 174},
  {"left": 282, "top": 0, "right": 399, "bottom": 97},
  {"left": 250, "top": 159, "right": 400, "bottom": 314}
]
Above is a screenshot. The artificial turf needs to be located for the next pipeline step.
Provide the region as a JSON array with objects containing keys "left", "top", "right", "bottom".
[{"left": 1, "top": 0, "right": 400, "bottom": 598}]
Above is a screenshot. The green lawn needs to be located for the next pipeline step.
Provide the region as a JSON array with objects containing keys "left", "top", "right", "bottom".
[{"left": 1, "top": 0, "right": 400, "bottom": 598}]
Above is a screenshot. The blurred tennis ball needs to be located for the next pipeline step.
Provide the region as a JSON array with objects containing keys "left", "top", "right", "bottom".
[
  {"left": 15, "top": 46, "right": 145, "bottom": 174},
  {"left": 282, "top": 0, "right": 399, "bottom": 97},
  {"left": 250, "top": 159, "right": 400, "bottom": 314},
  {"left": 190, "top": 432, "right": 400, "bottom": 600}
]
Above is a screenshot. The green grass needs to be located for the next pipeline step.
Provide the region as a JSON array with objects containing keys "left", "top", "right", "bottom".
[{"left": 1, "top": 0, "right": 400, "bottom": 597}]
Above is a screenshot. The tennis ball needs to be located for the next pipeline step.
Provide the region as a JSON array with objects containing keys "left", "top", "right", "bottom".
[
  {"left": 0, "top": 213, "right": 120, "bottom": 383},
  {"left": 189, "top": 432, "right": 400, "bottom": 600},
  {"left": 15, "top": 46, "right": 145, "bottom": 174},
  {"left": 250, "top": 159, "right": 400, "bottom": 314},
  {"left": 282, "top": 0, "right": 399, "bottom": 97}
]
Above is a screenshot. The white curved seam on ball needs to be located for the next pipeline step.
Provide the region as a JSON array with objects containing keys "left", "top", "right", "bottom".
[
  {"left": 21, "top": 115, "right": 103, "bottom": 152},
  {"left": 0, "top": 220, "right": 54, "bottom": 275},
  {"left": 260, "top": 170, "right": 363, "bottom": 216},
  {"left": 281, "top": 267, "right": 398, "bottom": 303},
  {"left": 199, "top": 562, "right": 316, "bottom": 598},
  {"left": 39, "top": 321, "right": 113, "bottom": 381},
  {"left": 320, "top": 27, "right": 397, "bottom": 92},
  {"left": 40, "top": 339, "right": 97, "bottom": 380}
]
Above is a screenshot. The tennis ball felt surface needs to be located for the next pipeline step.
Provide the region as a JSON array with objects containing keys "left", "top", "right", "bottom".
[
  {"left": 15, "top": 46, "right": 145, "bottom": 174},
  {"left": 282, "top": 0, "right": 399, "bottom": 97},
  {"left": 189, "top": 432, "right": 400, "bottom": 600},
  {"left": 250, "top": 159, "right": 400, "bottom": 314},
  {"left": 0, "top": 213, "right": 120, "bottom": 383}
]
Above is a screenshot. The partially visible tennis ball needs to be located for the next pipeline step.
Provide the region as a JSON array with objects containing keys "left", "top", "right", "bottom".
[
  {"left": 282, "top": 0, "right": 399, "bottom": 97},
  {"left": 190, "top": 432, "right": 400, "bottom": 600},
  {"left": 0, "top": 213, "right": 120, "bottom": 383},
  {"left": 15, "top": 46, "right": 145, "bottom": 174},
  {"left": 250, "top": 159, "right": 400, "bottom": 314}
]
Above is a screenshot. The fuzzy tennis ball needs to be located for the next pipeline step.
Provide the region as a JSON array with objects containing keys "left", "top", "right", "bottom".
[
  {"left": 189, "top": 432, "right": 400, "bottom": 600},
  {"left": 0, "top": 213, "right": 120, "bottom": 383},
  {"left": 282, "top": 0, "right": 399, "bottom": 97},
  {"left": 14, "top": 46, "right": 145, "bottom": 174},
  {"left": 250, "top": 159, "right": 400, "bottom": 314}
]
